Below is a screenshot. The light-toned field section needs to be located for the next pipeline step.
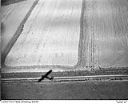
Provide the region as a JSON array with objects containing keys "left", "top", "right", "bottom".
[
  {"left": 5, "top": 0, "right": 82, "bottom": 67},
  {"left": 1, "top": 0, "right": 36, "bottom": 54},
  {"left": 82, "top": 0, "right": 128, "bottom": 68}
]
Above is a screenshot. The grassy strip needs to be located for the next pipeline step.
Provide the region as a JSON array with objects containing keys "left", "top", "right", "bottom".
[{"left": 2, "top": 68, "right": 128, "bottom": 78}]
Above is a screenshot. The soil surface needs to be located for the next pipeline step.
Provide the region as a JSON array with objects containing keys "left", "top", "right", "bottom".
[{"left": 3, "top": 0, "right": 128, "bottom": 70}]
